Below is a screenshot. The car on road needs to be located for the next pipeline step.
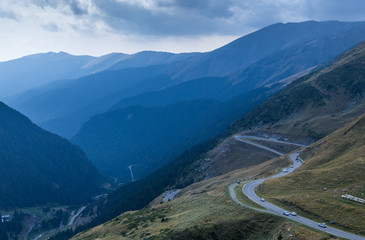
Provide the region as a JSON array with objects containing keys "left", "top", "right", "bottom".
[
  {"left": 236, "top": 180, "right": 241, "bottom": 184},
  {"left": 283, "top": 211, "right": 290, "bottom": 216},
  {"left": 260, "top": 198, "right": 265, "bottom": 202},
  {"left": 318, "top": 223, "right": 327, "bottom": 228},
  {"left": 290, "top": 212, "right": 297, "bottom": 216},
  {"left": 290, "top": 165, "right": 294, "bottom": 168},
  {"left": 282, "top": 168, "right": 288, "bottom": 172}
]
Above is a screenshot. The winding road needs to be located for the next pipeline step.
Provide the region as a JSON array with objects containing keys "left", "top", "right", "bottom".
[{"left": 230, "top": 135, "right": 365, "bottom": 240}]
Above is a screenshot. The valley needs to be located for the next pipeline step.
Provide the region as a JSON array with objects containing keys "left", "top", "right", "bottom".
[
  {"left": 6, "top": 21, "right": 365, "bottom": 184},
  {"left": 1, "top": 17, "right": 365, "bottom": 240}
]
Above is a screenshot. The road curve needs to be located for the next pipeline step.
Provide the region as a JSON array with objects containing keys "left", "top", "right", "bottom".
[{"left": 231, "top": 136, "right": 365, "bottom": 240}]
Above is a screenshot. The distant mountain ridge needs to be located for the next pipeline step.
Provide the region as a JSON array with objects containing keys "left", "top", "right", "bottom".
[
  {"left": 8, "top": 20, "right": 365, "bottom": 140},
  {"left": 0, "top": 50, "right": 198, "bottom": 99},
  {"left": 168, "top": 20, "right": 365, "bottom": 81},
  {"left": 4, "top": 20, "right": 365, "bottom": 189},
  {"left": 0, "top": 101, "right": 104, "bottom": 208}
]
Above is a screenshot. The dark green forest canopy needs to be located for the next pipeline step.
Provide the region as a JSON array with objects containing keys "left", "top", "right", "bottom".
[{"left": 0, "top": 102, "right": 104, "bottom": 208}]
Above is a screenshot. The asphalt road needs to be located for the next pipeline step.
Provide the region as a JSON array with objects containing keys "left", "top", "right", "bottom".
[
  {"left": 238, "top": 135, "right": 308, "bottom": 147},
  {"left": 232, "top": 136, "right": 365, "bottom": 240},
  {"left": 68, "top": 206, "right": 86, "bottom": 226},
  {"left": 163, "top": 190, "right": 181, "bottom": 202},
  {"left": 234, "top": 135, "right": 284, "bottom": 156}
]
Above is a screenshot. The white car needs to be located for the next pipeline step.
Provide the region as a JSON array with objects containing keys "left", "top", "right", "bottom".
[
  {"left": 318, "top": 223, "right": 327, "bottom": 228},
  {"left": 283, "top": 211, "right": 290, "bottom": 216},
  {"left": 282, "top": 168, "right": 288, "bottom": 172},
  {"left": 290, "top": 212, "right": 297, "bottom": 216},
  {"left": 260, "top": 198, "right": 265, "bottom": 202}
]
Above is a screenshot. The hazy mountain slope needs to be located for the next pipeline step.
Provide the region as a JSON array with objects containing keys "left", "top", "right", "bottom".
[
  {"left": 107, "top": 51, "right": 199, "bottom": 71},
  {"left": 113, "top": 20, "right": 365, "bottom": 110},
  {"left": 171, "top": 20, "right": 365, "bottom": 81},
  {"left": 0, "top": 101, "right": 104, "bottom": 208},
  {"left": 72, "top": 87, "right": 273, "bottom": 181},
  {"left": 10, "top": 65, "right": 172, "bottom": 124},
  {"left": 0, "top": 52, "right": 95, "bottom": 98},
  {"left": 8, "top": 20, "right": 365, "bottom": 140},
  {"left": 259, "top": 113, "right": 365, "bottom": 235},
  {"left": 0, "top": 50, "right": 197, "bottom": 99},
  {"left": 228, "top": 40, "right": 365, "bottom": 143}
]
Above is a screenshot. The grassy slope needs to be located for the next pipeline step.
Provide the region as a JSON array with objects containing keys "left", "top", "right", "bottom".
[
  {"left": 258, "top": 114, "right": 365, "bottom": 235},
  {"left": 72, "top": 156, "right": 333, "bottom": 240},
  {"left": 175, "top": 134, "right": 303, "bottom": 187},
  {"left": 229, "top": 41, "right": 365, "bottom": 143}
]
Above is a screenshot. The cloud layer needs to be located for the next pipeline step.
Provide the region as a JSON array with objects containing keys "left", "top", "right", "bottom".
[
  {"left": 25, "top": 0, "right": 365, "bottom": 36},
  {"left": 0, "top": 0, "right": 365, "bottom": 60}
]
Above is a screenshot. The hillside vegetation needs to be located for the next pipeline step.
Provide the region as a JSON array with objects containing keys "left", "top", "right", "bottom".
[
  {"left": 0, "top": 102, "right": 104, "bottom": 208},
  {"left": 258, "top": 114, "right": 365, "bottom": 235},
  {"left": 72, "top": 156, "right": 330, "bottom": 240},
  {"left": 229, "top": 40, "right": 365, "bottom": 143}
]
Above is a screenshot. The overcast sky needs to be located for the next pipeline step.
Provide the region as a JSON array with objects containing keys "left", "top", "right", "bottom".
[{"left": 1, "top": 0, "right": 365, "bottom": 61}]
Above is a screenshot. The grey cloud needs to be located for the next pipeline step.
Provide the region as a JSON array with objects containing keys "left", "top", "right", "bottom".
[
  {"left": 305, "top": 0, "right": 365, "bottom": 21},
  {"left": 157, "top": 0, "right": 235, "bottom": 19},
  {"left": 42, "top": 22, "right": 60, "bottom": 32},
  {"left": 0, "top": 9, "right": 17, "bottom": 20},
  {"left": 69, "top": 0, "right": 88, "bottom": 15},
  {"left": 30, "top": 0, "right": 88, "bottom": 15},
  {"left": 91, "top": 0, "right": 242, "bottom": 36},
  {"left": 27, "top": 0, "right": 365, "bottom": 37},
  {"left": 31, "top": 0, "right": 59, "bottom": 8}
]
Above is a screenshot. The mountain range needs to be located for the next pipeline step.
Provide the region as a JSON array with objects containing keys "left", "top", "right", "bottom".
[
  {"left": 57, "top": 29, "right": 365, "bottom": 240},
  {"left": 1, "top": 20, "right": 365, "bottom": 240},
  {"left": 4, "top": 20, "right": 365, "bottom": 185},
  {"left": 6, "top": 20, "right": 365, "bottom": 138}
]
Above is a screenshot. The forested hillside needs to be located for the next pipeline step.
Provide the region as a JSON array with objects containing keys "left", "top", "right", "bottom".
[{"left": 0, "top": 102, "right": 104, "bottom": 208}]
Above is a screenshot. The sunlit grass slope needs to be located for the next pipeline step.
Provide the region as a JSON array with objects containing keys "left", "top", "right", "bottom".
[{"left": 73, "top": 156, "right": 331, "bottom": 240}]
